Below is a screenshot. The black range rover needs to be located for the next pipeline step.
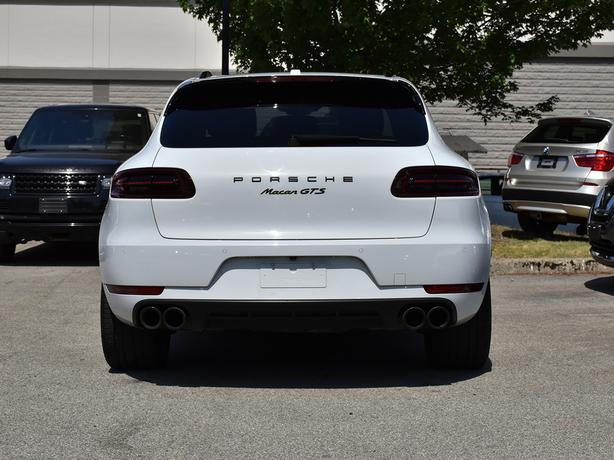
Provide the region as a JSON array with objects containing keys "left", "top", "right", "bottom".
[{"left": 0, "top": 104, "right": 156, "bottom": 261}]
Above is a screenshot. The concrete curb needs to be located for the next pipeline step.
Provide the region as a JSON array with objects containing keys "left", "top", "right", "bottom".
[{"left": 492, "top": 258, "right": 614, "bottom": 275}]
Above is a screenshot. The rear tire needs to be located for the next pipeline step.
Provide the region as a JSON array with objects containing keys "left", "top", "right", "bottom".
[
  {"left": 0, "top": 240, "right": 16, "bottom": 263},
  {"left": 425, "top": 283, "right": 491, "bottom": 369},
  {"left": 518, "top": 214, "right": 558, "bottom": 237},
  {"left": 100, "top": 287, "right": 170, "bottom": 370}
]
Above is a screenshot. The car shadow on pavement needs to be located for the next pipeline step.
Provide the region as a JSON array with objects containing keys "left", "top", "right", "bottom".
[
  {"left": 3, "top": 242, "right": 99, "bottom": 267},
  {"left": 124, "top": 330, "right": 491, "bottom": 389},
  {"left": 584, "top": 276, "right": 614, "bottom": 296}
]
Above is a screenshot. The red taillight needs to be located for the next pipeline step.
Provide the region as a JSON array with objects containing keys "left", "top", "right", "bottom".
[
  {"left": 507, "top": 153, "right": 524, "bottom": 168},
  {"left": 424, "top": 283, "right": 484, "bottom": 294},
  {"left": 391, "top": 166, "right": 479, "bottom": 197},
  {"left": 573, "top": 150, "right": 614, "bottom": 172},
  {"left": 111, "top": 168, "right": 195, "bottom": 199},
  {"left": 106, "top": 285, "right": 164, "bottom": 295}
]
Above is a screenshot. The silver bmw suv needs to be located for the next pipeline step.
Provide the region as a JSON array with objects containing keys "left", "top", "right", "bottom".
[{"left": 502, "top": 116, "right": 614, "bottom": 235}]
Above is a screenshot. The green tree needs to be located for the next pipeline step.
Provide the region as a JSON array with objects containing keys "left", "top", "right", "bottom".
[{"left": 178, "top": 0, "right": 614, "bottom": 122}]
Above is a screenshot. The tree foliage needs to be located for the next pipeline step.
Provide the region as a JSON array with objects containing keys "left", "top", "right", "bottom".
[{"left": 178, "top": 0, "right": 614, "bottom": 122}]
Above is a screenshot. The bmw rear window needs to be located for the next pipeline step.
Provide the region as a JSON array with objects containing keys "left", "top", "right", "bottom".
[
  {"left": 161, "top": 77, "right": 428, "bottom": 148},
  {"left": 522, "top": 118, "right": 612, "bottom": 144}
]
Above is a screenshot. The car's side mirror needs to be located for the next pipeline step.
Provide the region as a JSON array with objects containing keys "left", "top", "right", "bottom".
[{"left": 4, "top": 135, "right": 17, "bottom": 151}]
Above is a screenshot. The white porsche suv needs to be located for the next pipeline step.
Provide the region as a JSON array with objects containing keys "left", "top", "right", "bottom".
[{"left": 99, "top": 73, "right": 492, "bottom": 370}]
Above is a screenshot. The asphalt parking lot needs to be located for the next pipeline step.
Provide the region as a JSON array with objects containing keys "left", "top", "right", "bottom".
[{"left": 1, "top": 242, "right": 614, "bottom": 459}]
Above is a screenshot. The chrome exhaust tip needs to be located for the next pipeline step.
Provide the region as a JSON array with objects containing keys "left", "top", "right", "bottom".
[
  {"left": 426, "top": 306, "right": 451, "bottom": 330},
  {"left": 162, "top": 306, "right": 187, "bottom": 331},
  {"left": 401, "top": 307, "right": 426, "bottom": 330},
  {"left": 139, "top": 306, "right": 162, "bottom": 330}
]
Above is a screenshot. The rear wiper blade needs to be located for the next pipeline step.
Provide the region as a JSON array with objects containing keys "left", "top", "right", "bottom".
[{"left": 289, "top": 135, "right": 397, "bottom": 146}]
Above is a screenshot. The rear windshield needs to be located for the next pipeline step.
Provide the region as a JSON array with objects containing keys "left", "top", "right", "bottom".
[
  {"left": 522, "top": 118, "right": 612, "bottom": 144},
  {"left": 161, "top": 77, "right": 428, "bottom": 148},
  {"left": 15, "top": 108, "right": 150, "bottom": 153}
]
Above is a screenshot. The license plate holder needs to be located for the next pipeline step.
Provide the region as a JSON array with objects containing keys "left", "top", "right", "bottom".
[
  {"left": 537, "top": 156, "right": 559, "bottom": 169},
  {"left": 260, "top": 264, "right": 327, "bottom": 288},
  {"left": 39, "top": 197, "right": 68, "bottom": 214}
]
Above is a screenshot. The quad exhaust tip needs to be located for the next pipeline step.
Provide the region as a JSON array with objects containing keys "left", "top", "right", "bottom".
[
  {"left": 401, "top": 307, "right": 426, "bottom": 330},
  {"left": 139, "top": 306, "right": 162, "bottom": 330},
  {"left": 162, "top": 306, "right": 187, "bottom": 331},
  {"left": 401, "top": 305, "right": 452, "bottom": 330},
  {"left": 139, "top": 306, "right": 187, "bottom": 330},
  {"left": 426, "top": 306, "right": 451, "bottom": 330}
]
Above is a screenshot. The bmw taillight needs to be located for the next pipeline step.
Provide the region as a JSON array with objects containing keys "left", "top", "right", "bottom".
[
  {"left": 111, "top": 168, "right": 195, "bottom": 199},
  {"left": 507, "top": 153, "right": 524, "bottom": 168},
  {"left": 391, "top": 166, "right": 479, "bottom": 197},
  {"left": 573, "top": 150, "right": 614, "bottom": 172}
]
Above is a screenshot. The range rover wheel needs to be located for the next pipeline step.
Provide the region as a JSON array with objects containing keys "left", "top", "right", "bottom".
[
  {"left": 0, "top": 240, "right": 16, "bottom": 263},
  {"left": 425, "top": 283, "right": 491, "bottom": 369},
  {"left": 100, "top": 287, "right": 170, "bottom": 370},
  {"left": 518, "top": 214, "right": 558, "bottom": 237}
]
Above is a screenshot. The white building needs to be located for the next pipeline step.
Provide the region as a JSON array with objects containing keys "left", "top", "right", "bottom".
[
  {"left": 1, "top": 1, "right": 613, "bottom": 171},
  {"left": 0, "top": 1, "right": 218, "bottom": 145}
]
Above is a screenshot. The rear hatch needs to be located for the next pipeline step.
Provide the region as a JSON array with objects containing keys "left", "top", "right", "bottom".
[
  {"left": 511, "top": 118, "right": 612, "bottom": 189},
  {"left": 151, "top": 75, "right": 436, "bottom": 240}
]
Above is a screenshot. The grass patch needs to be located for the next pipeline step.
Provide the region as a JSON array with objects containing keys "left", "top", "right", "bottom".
[{"left": 492, "top": 225, "right": 591, "bottom": 259}]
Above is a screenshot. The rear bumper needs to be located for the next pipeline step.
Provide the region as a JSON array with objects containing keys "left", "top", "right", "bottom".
[
  {"left": 131, "top": 298, "right": 458, "bottom": 332},
  {"left": 502, "top": 188, "right": 597, "bottom": 207},
  {"left": 99, "top": 197, "right": 492, "bottom": 328},
  {"left": 105, "top": 285, "right": 485, "bottom": 331},
  {"left": 502, "top": 188, "right": 596, "bottom": 220}
]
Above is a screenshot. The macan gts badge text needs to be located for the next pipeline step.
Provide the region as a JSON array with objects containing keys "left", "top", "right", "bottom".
[{"left": 233, "top": 175, "right": 354, "bottom": 196}]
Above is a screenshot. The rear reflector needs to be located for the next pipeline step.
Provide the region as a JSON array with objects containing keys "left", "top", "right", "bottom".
[
  {"left": 424, "top": 283, "right": 484, "bottom": 294},
  {"left": 106, "top": 285, "right": 165, "bottom": 296},
  {"left": 391, "top": 166, "right": 479, "bottom": 197},
  {"left": 573, "top": 150, "right": 614, "bottom": 172},
  {"left": 507, "top": 153, "right": 524, "bottom": 167},
  {"left": 111, "top": 168, "right": 195, "bottom": 199}
]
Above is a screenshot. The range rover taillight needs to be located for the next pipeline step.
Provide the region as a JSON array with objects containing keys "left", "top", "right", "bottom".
[
  {"left": 111, "top": 168, "right": 195, "bottom": 199},
  {"left": 391, "top": 166, "right": 479, "bottom": 197}
]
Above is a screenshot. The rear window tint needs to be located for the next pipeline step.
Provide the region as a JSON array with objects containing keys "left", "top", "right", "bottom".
[
  {"left": 161, "top": 77, "right": 428, "bottom": 148},
  {"left": 522, "top": 118, "right": 611, "bottom": 144}
]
